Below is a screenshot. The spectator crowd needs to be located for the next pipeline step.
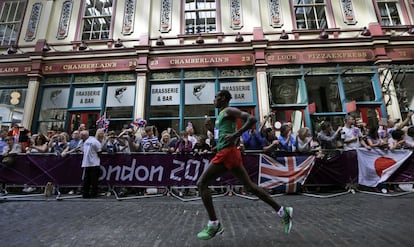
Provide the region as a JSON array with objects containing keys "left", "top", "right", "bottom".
[{"left": 1, "top": 111, "right": 414, "bottom": 195}]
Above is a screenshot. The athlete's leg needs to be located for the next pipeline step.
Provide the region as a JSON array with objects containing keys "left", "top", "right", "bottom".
[
  {"left": 231, "top": 165, "right": 281, "bottom": 212},
  {"left": 196, "top": 162, "right": 228, "bottom": 221}
]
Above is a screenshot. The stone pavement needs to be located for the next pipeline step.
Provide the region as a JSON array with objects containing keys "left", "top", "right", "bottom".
[{"left": 1, "top": 191, "right": 414, "bottom": 247}]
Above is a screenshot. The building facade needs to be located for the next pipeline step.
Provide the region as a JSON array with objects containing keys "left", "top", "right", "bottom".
[{"left": 1, "top": 0, "right": 414, "bottom": 135}]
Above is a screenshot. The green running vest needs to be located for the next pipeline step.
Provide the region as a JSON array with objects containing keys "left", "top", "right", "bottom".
[{"left": 215, "top": 108, "right": 237, "bottom": 152}]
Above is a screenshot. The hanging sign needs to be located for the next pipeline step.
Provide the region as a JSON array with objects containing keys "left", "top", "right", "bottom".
[
  {"left": 106, "top": 85, "right": 135, "bottom": 107},
  {"left": 150, "top": 84, "right": 180, "bottom": 106},
  {"left": 185, "top": 82, "right": 215, "bottom": 105},
  {"left": 41, "top": 88, "right": 70, "bottom": 109},
  {"left": 72, "top": 87, "right": 102, "bottom": 108},
  {"left": 220, "top": 82, "right": 253, "bottom": 103}
]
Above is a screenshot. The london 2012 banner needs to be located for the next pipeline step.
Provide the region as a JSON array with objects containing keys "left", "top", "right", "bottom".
[{"left": 0, "top": 153, "right": 260, "bottom": 187}]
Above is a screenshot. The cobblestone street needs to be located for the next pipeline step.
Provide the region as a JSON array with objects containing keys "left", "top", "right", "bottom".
[{"left": 1, "top": 191, "right": 414, "bottom": 247}]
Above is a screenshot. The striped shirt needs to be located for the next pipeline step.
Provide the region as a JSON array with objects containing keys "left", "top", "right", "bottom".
[{"left": 142, "top": 135, "right": 160, "bottom": 152}]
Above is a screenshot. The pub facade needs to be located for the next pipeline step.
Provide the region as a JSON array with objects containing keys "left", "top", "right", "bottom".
[{"left": 1, "top": 0, "right": 414, "bottom": 135}]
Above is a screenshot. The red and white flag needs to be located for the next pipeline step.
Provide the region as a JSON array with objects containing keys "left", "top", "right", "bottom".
[{"left": 357, "top": 148, "right": 413, "bottom": 187}]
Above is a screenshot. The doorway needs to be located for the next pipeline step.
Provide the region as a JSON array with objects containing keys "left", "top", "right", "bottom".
[{"left": 68, "top": 111, "right": 100, "bottom": 133}]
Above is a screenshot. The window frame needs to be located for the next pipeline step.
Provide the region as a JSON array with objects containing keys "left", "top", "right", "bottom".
[
  {"left": 268, "top": 65, "right": 385, "bottom": 134},
  {"left": 373, "top": 0, "right": 411, "bottom": 26},
  {"left": 35, "top": 72, "right": 136, "bottom": 134},
  {"left": 148, "top": 68, "right": 256, "bottom": 134},
  {"left": 182, "top": 0, "right": 221, "bottom": 35},
  {"left": 290, "top": 0, "right": 331, "bottom": 30},
  {"left": 0, "top": 0, "right": 26, "bottom": 46},
  {"left": 79, "top": 0, "right": 115, "bottom": 41}
]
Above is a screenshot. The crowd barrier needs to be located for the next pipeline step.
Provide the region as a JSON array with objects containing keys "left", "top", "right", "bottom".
[{"left": 1, "top": 150, "right": 414, "bottom": 200}]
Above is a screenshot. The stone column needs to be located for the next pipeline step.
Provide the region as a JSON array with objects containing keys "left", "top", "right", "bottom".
[
  {"left": 21, "top": 76, "right": 40, "bottom": 129},
  {"left": 256, "top": 68, "right": 270, "bottom": 123},
  {"left": 135, "top": 72, "right": 147, "bottom": 119}
]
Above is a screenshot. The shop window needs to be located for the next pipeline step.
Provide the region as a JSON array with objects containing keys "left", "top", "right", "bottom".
[
  {"left": 107, "top": 73, "right": 136, "bottom": 81},
  {"left": 311, "top": 115, "right": 344, "bottom": 136},
  {"left": 354, "top": 107, "right": 383, "bottom": 129},
  {"left": 374, "top": 0, "right": 402, "bottom": 26},
  {"left": 342, "top": 75, "right": 376, "bottom": 102},
  {"left": 105, "top": 84, "right": 135, "bottom": 118},
  {"left": 0, "top": 88, "right": 26, "bottom": 124},
  {"left": 43, "top": 76, "right": 71, "bottom": 85},
  {"left": 149, "top": 83, "right": 181, "bottom": 118},
  {"left": 292, "top": 0, "right": 327, "bottom": 29},
  {"left": 0, "top": 0, "right": 26, "bottom": 46},
  {"left": 306, "top": 75, "right": 342, "bottom": 113},
  {"left": 149, "top": 68, "right": 256, "bottom": 136},
  {"left": 38, "top": 73, "right": 136, "bottom": 134},
  {"left": 184, "top": 0, "right": 217, "bottom": 34},
  {"left": 81, "top": 0, "right": 113, "bottom": 40},
  {"left": 74, "top": 74, "right": 105, "bottom": 83},
  {"left": 38, "top": 87, "right": 69, "bottom": 133},
  {"left": 269, "top": 77, "right": 301, "bottom": 104},
  {"left": 184, "top": 81, "right": 215, "bottom": 116},
  {"left": 396, "top": 72, "right": 414, "bottom": 111},
  {"left": 150, "top": 105, "right": 180, "bottom": 118}
]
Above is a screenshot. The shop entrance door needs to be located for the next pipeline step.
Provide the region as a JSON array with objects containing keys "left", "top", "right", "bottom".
[{"left": 68, "top": 111, "right": 100, "bottom": 133}]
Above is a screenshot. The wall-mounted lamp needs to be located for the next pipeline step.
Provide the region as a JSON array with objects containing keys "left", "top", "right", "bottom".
[
  {"left": 78, "top": 41, "right": 88, "bottom": 51},
  {"left": 114, "top": 38, "right": 123, "bottom": 48},
  {"left": 42, "top": 43, "right": 51, "bottom": 52},
  {"left": 408, "top": 26, "right": 414, "bottom": 34},
  {"left": 156, "top": 36, "right": 165, "bottom": 46},
  {"left": 196, "top": 34, "right": 204, "bottom": 44},
  {"left": 279, "top": 30, "right": 289, "bottom": 40},
  {"left": 235, "top": 32, "right": 244, "bottom": 42},
  {"left": 319, "top": 29, "right": 329, "bottom": 39},
  {"left": 7, "top": 46, "right": 17, "bottom": 54},
  {"left": 361, "top": 26, "right": 371, "bottom": 36}
]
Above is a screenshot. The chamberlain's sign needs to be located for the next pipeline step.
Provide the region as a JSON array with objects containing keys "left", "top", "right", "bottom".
[
  {"left": 0, "top": 64, "right": 31, "bottom": 75},
  {"left": 148, "top": 54, "right": 255, "bottom": 69},
  {"left": 41, "top": 58, "right": 138, "bottom": 74}
]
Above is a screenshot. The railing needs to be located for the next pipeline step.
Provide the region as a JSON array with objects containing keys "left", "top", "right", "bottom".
[{"left": 1, "top": 150, "right": 414, "bottom": 200}]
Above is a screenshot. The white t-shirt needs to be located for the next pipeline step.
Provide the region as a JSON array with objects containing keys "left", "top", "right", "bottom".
[
  {"left": 341, "top": 126, "right": 362, "bottom": 151},
  {"left": 188, "top": 135, "right": 197, "bottom": 149},
  {"left": 404, "top": 135, "right": 414, "bottom": 148},
  {"left": 81, "top": 137, "right": 102, "bottom": 168}
]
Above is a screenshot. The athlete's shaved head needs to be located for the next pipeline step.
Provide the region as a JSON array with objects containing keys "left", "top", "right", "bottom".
[{"left": 217, "top": 90, "right": 232, "bottom": 102}]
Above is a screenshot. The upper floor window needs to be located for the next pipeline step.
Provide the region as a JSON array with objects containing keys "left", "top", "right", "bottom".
[
  {"left": 0, "top": 0, "right": 26, "bottom": 46},
  {"left": 184, "top": 0, "right": 217, "bottom": 34},
  {"left": 292, "top": 0, "right": 327, "bottom": 30},
  {"left": 81, "top": 0, "right": 114, "bottom": 40},
  {"left": 375, "top": 0, "right": 402, "bottom": 26}
]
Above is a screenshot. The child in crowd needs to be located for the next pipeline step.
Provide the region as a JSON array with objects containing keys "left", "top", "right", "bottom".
[
  {"left": 175, "top": 130, "right": 193, "bottom": 154},
  {"left": 192, "top": 135, "right": 210, "bottom": 154}
]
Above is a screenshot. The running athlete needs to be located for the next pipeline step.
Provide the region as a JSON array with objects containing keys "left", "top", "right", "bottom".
[{"left": 196, "top": 90, "right": 293, "bottom": 240}]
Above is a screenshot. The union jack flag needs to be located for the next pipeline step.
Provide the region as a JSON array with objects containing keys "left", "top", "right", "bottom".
[
  {"left": 259, "top": 154, "right": 315, "bottom": 193},
  {"left": 96, "top": 114, "right": 110, "bottom": 130},
  {"left": 130, "top": 118, "right": 147, "bottom": 128}
]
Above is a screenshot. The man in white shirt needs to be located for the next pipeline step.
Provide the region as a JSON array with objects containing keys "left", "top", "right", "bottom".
[
  {"left": 80, "top": 130, "right": 102, "bottom": 198},
  {"left": 341, "top": 115, "right": 363, "bottom": 151}
]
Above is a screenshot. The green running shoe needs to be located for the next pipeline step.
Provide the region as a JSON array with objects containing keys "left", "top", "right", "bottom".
[
  {"left": 281, "top": 207, "right": 293, "bottom": 234},
  {"left": 197, "top": 223, "right": 224, "bottom": 240}
]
